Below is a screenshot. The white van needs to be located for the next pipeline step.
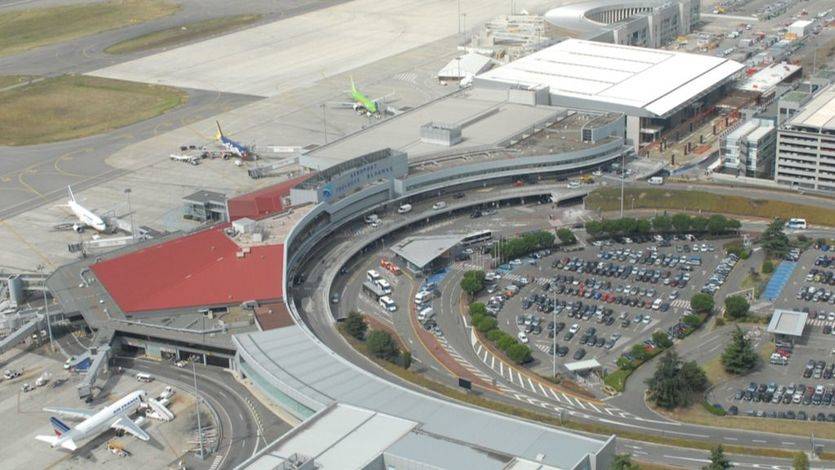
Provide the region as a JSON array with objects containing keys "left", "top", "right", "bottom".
[
  {"left": 135, "top": 373, "right": 154, "bottom": 383},
  {"left": 376, "top": 278, "right": 392, "bottom": 294},
  {"left": 418, "top": 307, "right": 434, "bottom": 323},
  {"left": 648, "top": 176, "right": 664, "bottom": 185},
  {"left": 367, "top": 269, "right": 381, "bottom": 284},
  {"left": 397, "top": 204, "right": 412, "bottom": 214},
  {"left": 414, "top": 290, "right": 433, "bottom": 305},
  {"left": 652, "top": 298, "right": 663, "bottom": 310},
  {"left": 379, "top": 296, "right": 397, "bottom": 312}
]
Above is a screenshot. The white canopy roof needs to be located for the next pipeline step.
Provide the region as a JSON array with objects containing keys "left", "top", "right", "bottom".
[{"left": 477, "top": 39, "right": 744, "bottom": 118}]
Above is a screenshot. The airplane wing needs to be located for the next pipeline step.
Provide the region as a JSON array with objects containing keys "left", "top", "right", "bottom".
[
  {"left": 42, "top": 407, "right": 95, "bottom": 419},
  {"left": 372, "top": 92, "right": 396, "bottom": 104},
  {"left": 327, "top": 101, "right": 357, "bottom": 109},
  {"left": 111, "top": 417, "right": 150, "bottom": 441}
]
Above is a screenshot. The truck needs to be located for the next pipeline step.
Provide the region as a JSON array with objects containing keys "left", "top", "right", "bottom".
[
  {"left": 363, "top": 281, "right": 386, "bottom": 300},
  {"left": 648, "top": 176, "right": 664, "bottom": 185},
  {"left": 380, "top": 258, "right": 402, "bottom": 275}
]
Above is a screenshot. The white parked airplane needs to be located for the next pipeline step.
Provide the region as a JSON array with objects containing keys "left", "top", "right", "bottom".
[
  {"left": 35, "top": 390, "right": 171, "bottom": 451},
  {"left": 66, "top": 186, "right": 108, "bottom": 233}
]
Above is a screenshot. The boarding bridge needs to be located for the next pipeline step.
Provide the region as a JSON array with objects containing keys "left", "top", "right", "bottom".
[
  {"left": 0, "top": 314, "right": 44, "bottom": 356},
  {"left": 77, "top": 344, "right": 111, "bottom": 401}
]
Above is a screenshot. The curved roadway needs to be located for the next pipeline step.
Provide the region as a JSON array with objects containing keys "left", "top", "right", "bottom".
[{"left": 289, "top": 184, "right": 835, "bottom": 468}]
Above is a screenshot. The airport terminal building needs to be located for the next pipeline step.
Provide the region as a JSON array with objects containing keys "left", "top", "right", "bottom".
[{"left": 473, "top": 39, "right": 743, "bottom": 151}]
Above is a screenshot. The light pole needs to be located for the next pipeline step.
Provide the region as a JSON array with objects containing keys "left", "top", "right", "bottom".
[
  {"left": 124, "top": 188, "right": 134, "bottom": 241},
  {"left": 192, "top": 358, "right": 205, "bottom": 459},
  {"left": 552, "top": 286, "right": 556, "bottom": 378},
  {"left": 42, "top": 277, "right": 54, "bottom": 352},
  {"left": 321, "top": 104, "right": 328, "bottom": 144},
  {"left": 619, "top": 151, "right": 625, "bottom": 218}
]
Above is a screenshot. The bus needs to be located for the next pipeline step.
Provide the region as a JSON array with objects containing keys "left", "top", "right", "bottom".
[
  {"left": 461, "top": 230, "right": 492, "bottom": 247},
  {"left": 786, "top": 218, "right": 807, "bottom": 230}
]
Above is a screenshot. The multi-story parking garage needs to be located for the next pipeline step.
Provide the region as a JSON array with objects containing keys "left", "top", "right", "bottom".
[
  {"left": 543, "top": 0, "right": 700, "bottom": 48},
  {"left": 775, "top": 84, "right": 835, "bottom": 192}
]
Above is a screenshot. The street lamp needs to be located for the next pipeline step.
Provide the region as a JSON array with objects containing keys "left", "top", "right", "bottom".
[
  {"left": 124, "top": 188, "right": 135, "bottom": 241},
  {"left": 192, "top": 358, "right": 205, "bottom": 459}
]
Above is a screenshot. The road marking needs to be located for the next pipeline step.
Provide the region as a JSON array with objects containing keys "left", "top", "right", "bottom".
[
  {"left": 538, "top": 382, "right": 548, "bottom": 396},
  {"left": 752, "top": 439, "right": 767, "bottom": 443},
  {"left": 527, "top": 377, "right": 536, "bottom": 392},
  {"left": 781, "top": 441, "right": 795, "bottom": 446},
  {"left": 724, "top": 437, "right": 738, "bottom": 441},
  {"left": 548, "top": 388, "right": 561, "bottom": 402}
]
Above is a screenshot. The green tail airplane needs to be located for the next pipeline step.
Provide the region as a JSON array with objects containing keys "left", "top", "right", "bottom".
[{"left": 350, "top": 77, "right": 378, "bottom": 115}]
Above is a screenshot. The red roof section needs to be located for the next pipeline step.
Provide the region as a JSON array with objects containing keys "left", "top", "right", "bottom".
[
  {"left": 227, "top": 174, "right": 311, "bottom": 221},
  {"left": 91, "top": 227, "right": 283, "bottom": 314}
]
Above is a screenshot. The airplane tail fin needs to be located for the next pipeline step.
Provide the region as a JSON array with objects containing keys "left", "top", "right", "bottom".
[
  {"left": 49, "top": 416, "right": 71, "bottom": 436},
  {"left": 215, "top": 121, "right": 224, "bottom": 140},
  {"left": 350, "top": 76, "right": 357, "bottom": 93},
  {"left": 67, "top": 186, "right": 76, "bottom": 203}
]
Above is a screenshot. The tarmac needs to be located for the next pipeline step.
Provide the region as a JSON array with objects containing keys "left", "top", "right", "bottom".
[{"left": 0, "top": 347, "right": 196, "bottom": 470}]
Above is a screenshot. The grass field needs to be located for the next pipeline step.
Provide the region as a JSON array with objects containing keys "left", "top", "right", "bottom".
[
  {"left": 586, "top": 187, "right": 835, "bottom": 226},
  {"left": 0, "top": 0, "right": 179, "bottom": 57},
  {"left": 105, "top": 14, "right": 261, "bottom": 54},
  {"left": 0, "top": 75, "right": 186, "bottom": 145},
  {"left": 0, "top": 75, "right": 35, "bottom": 89}
]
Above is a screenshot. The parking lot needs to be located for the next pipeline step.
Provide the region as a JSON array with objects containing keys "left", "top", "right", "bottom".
[{"left": 475, "top": 235, "right": 740, "bottom": 373}]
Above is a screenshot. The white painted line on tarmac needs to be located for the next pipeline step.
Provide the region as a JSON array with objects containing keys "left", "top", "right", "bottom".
[
  {"left": 586, "top": 401, "right": 601, "bottom": 413},
  {"left": 527, "top": 377, "right": 536, "bottom": 392},
  {"left": 782, "top": 442, "right": 795, "bottom": 446},
  {"left": 538, "top": 382, "right": 548, "bottom": 396}
]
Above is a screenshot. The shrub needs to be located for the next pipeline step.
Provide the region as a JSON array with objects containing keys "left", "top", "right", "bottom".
[
  {"left": 762, "top": 259, "right": 775, "bottom": 274},
  {"left": 469, "top": 302, "right": 487, "bottom": 317},
  {"left": 475, "top": 316, "right": 497, "bottom": 333},
  {"left": 345, "top": 311, "right": 368, "bottom": 340},
  {"left": 507, "top": 343, "right": 532, "bottom": 364},
  {"left": 724, "top": 295, "right": 750, "bottom": 320},
  {"left": 702, "top": 401, "right": 727, "bottom": 416},
  {"left": 461, "top": 270, "right": 486, "bottom": 297},
  {"left": 486, "top": 329, "right": 504, "bottom": 342},
  {"left": 690, "top": 293, "right": 715, "bottom": 314},
  {"left": 497, "top": 335, "right": 516, "bottom": 352},
  {"left": 683, "top": 314, "right": 703, "bottom": 328},
  {"left": 367, "top": 330, "right": 398, "bottom": 359}
]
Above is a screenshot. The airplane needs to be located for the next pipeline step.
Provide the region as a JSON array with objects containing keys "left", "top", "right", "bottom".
[
  {"left": 330, "top": 78, "right": 401, "bottom": 118},
  {"left": 169, "top": 153, "right": 200, "bottom": 165},
  {"left": 215, "top": 121, "right": 253, "bottom": 159},
  {"left": 65, "top": 186, "right": 108, "bottom": 233},
  {"left": 35, "top": 390, "right": 171, "bottom": 451}
]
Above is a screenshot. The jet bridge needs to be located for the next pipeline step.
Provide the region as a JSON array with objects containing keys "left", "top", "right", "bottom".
[
  {"left": 77, "top": 345, "right": 112, "bottom": 402},
  {"left": 0, "top": 314, "right": 43, "bottom": 356}
]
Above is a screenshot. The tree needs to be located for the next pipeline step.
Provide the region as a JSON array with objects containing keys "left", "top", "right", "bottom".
[
  {"left": 691, "top": 293, "right": 715, "bottom": 314},
  {"left": 461, "top": 270, "right": 486, "bottom": 297},
  {"left": 690, "top": 216, "right": 709, "bottom": 233},
  {"left": 630, "top": 343, "right": 649, "bottom": 362},
  {"left": 683, "top": 314, "right": 703, "bottom": 329},
  {"left": 652, "top": 214, "right": 672, "bottom": 232},
  {"left": 475, "top": 316, "right": 498, "bottom": 333},
  {"left": 645, "top": 350, "right": 708, "bottom": 409},
  {"left": 367, "top": 331, "right": 398, "bottom": 359},
  {"left": 611, "top": 453, "right": 640, "bottom": 470},
  {"left": 469, "top": 302, "right": 487, "bottom": 317},
  {"left": 585, "top": 220, "right": 603, "bottom": 236},
  {"left": 556, "top": 228, "right": 577, "bottom": 245},
  {"left": 652, "top": 330, "right": 673, "bottom": 349},
  {"left": 672, "top": 213, "right": 692, "bottom": 233},
  {"left": 497, "top": 334, "right": 516, "bottom": 352},
  {"left": 703, "top": 445, "right": 732, "bottom": 470},
  {"left": 793, "top": 451, "right": 809, "bottom": 470},
  {"left": 721, "top": 326, "right": 758, "bottom": 375},
  {"left": 760, "top": 218, "right": 790, "bottom": 258},
  {"left": 507, "top": 343, "right": 532, "bottom": 364},
  {"left": 345, "top": 311, "right": 367, "bottom": 340},
  {"left": 724, "top": 295, "right": 750, "bottom": 320},
  {"left": 399, "top": 351, "right": 412, "bottom": 369}
]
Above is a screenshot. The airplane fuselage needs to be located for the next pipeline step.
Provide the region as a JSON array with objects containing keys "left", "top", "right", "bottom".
[
  {"left": 53, "top": 391, "right": 145, "bottom": 449},
  {"left": 68, "top": 200, "right": 107, "bottom": 232}
]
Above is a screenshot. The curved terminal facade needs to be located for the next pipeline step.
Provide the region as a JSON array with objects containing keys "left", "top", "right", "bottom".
[
  {"left": 232, "top": 128, "right": 630, "bottom": 468},
  {"left": 545, "top": 0, "right": 700, "bottom": 48}
]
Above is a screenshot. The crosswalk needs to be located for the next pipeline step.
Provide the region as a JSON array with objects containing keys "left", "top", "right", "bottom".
[
  {"left": 535, "top": 343, "right": 551, "bottom": 354},
  {"left": 670, "top": 299, "right": 690, "bottom": 309},
  {"left": 392, "top": 72, "right": 418, "bottom": 84},
  {"left": 807, "top": 318, "right": 835, "bottom": 328},
  {"left": 468, "top": 329, "right": 632, "bottom": 419},
  {"left": 434, "top": 335, "right": 494, "bottom": 383}
]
